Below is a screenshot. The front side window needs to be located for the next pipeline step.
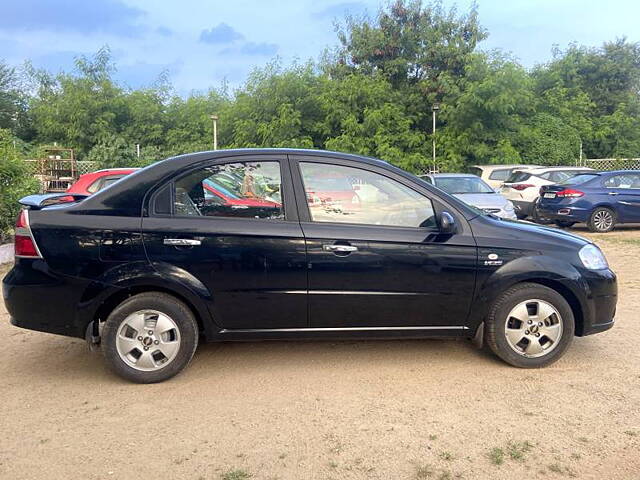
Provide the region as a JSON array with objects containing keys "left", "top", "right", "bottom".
[
  {"left": 300, "top": 163, "right": 436, "bottom": 228},
  {"left": 173, "top": 161, "right": 284, "bottom": 219}
]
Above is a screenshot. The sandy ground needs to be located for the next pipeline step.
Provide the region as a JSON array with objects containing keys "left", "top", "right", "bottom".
[{"left": 0, "top": 227, "right": 639, "bottom": 480}]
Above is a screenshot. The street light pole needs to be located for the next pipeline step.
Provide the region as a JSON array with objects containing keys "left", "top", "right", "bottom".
[
  {"left": 431, "top": 104, "right": 439, "bottom": 172},
  {"left": 210, "top": 114, "right": 219, "bottom": 150}
]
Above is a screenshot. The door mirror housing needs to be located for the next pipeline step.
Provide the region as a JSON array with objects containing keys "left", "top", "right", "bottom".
[{"left": 439, "top": 211, "right": 456, "bottom": 233}]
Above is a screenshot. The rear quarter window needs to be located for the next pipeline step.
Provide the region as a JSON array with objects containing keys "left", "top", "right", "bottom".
[
  {"left": 489, "top": 169, "right": 511, "bottom": 181},
  {"left": 506, "top": 171, "right": 531, "bottom": 183}
]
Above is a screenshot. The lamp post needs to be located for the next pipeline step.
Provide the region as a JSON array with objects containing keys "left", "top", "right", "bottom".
[
  {"left": 431, "top": 104, "right": 440, "bottom": 172},
  {"left": 210, "top": 114, "right": 219, "bottom": 150}
]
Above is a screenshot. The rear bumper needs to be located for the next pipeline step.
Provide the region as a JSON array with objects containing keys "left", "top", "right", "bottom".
[
  {"left": 512, "top": 200, "right": 535, "bottom": 216},
  {"left": 536, "top": 202, "right": 591, "bottom": 223},
  {"left": 3, "top": 259, "right": 91, "bottom": 339}
]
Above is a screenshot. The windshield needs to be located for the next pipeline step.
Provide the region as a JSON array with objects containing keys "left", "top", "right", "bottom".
[
  {"left": 560, "top": 173, "right": 599, "bottom": 185},
  {"left": 434, "top": 177, "right": 494, "bottom": 194}
]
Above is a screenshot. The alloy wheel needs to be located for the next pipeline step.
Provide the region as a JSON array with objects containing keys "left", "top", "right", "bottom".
[
  {"left": 504, "top": 299, "right": 563, "bottom": 358},
  {"left": 115, "top": 310, "right": 181, "bottom": 371},
  {"left": 593, "top": 210, "right": 613, "bottom": 231}
]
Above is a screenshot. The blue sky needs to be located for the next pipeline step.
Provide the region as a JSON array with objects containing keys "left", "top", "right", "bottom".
[{"left": 1, "top": 0, "right": 639, "bottom": 95}]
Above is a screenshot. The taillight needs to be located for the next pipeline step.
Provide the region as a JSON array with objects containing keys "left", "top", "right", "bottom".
[
  {"left": 511, "top": 184, "right": 535, "bottom": 191},
  {"left": 556, "top": 189, "right": 584, "bottom": 198},
  {"left": 14, "top": 210, "right": 42, "bottom": 258}
]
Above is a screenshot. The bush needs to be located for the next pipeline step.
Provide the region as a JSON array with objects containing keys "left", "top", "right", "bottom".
[{"left": 0, "top": 129, "right": 39, "bottom": 243}]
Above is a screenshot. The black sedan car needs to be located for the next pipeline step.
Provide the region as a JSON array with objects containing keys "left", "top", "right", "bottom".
[{"left": 4, "top": 149, "right": 617, "bottom": 383}]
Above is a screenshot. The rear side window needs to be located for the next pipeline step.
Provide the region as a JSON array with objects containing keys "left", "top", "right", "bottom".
[
  {"left": 604, "top": 174, "right": 640, "bottom": 189},
  {"left": 489, "top": 169, "right": 511, "bottom": 181},
  {"left": 173, "top": 161, "right": 284, "bottom": 219},
  {"left": 467, "top": 167, "right": 482, "bottom": 177}
]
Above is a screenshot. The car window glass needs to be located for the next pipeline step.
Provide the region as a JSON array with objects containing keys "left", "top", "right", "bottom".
[
  {"left": 87, "top": 178, "right": 102, "bottom": 193},
  {"left": 101, "top": 176, "right": 124, "bottom": 189},
  {"left": 489, "top": 169, "right": 510, "bottom": 181},
  {"left": 434, "top": 177, "right": 494, "bottom": 194},
  {"left": 506, "top": 171, "right": 531, "bottom": 183},
  {"left": 468, "top": 167, "right": 482, "bottom": 177},
  {"left": 300, "top": 163, "right": 436, "bottom": 228},
  {"left": 604, "top": 174, "right": 640, "bottom": 189},
  {"left": 561, "top": 173, "right": 598, "bottom": 185},
  {"left": 173, "top": 161, "right": 284, "bottom": 219}
]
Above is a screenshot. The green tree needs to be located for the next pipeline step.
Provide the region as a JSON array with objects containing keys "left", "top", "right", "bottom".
[{"left": 0, "top": 129, "right": 39, "bottom": 240}]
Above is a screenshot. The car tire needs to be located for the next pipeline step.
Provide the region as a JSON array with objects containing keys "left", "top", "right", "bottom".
[
  {"left": 102, "top": 292, "right": 199, "bottom": 383},
  {"left": 531, "top": 206, "right": 552, "bottom": 225},
  {"left": 485, "top": 283, "right": 574, "bottom": 368},
  {"left": 587, "top": 207, "right": 616, "bottom": 233},
  {"left": 554, "top": 220, "right": 575, "bottom": 229}
]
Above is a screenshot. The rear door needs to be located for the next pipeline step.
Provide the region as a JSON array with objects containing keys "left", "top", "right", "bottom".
[
  {"left": 603, "top": 173, "right": 640, "bottom": 222},
  {"left": 290, "top": 155, "right": 477, "bottom": 331},
  {"left": 142, "top": 154, "right": 308, "bottom": 330}
]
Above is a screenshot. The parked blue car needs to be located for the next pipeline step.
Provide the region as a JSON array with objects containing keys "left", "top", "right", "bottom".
[{"left": 536, "top": 170, "right": 640, "bottom": 232}]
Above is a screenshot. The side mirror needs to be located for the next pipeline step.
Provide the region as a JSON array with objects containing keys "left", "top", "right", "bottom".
[{"left": 439, "top": 211, "right": 456, "bottom": 234}]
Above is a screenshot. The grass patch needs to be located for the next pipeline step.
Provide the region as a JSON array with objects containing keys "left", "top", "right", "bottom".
[
  {"left": 507, "top": 441, "right": 533, "bottom": 461},
  {"left": 221, "top": 469, "right": 251, "bottom": 480},
  {"left": 439, "top": 451, "right": 454, "bottom": 461},
  {"left": 488, "top": 447, "right": 505, "bottom": 465},
  {"left": 415, "top": 464, "right": 433, "bottom": 479}
]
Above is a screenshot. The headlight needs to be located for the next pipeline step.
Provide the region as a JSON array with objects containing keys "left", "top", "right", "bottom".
[{"left": 579, "top": 244, "right": 608, "bottom": 270}]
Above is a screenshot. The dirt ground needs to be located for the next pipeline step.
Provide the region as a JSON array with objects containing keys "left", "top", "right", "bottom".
[{"left": 1, "top": 226, "right": 639, "bottom": 480}]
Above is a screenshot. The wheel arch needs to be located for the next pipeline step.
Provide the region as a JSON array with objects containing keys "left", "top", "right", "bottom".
[
  {"left": 93, "top": 286, "right": 209, "bottom": 338},
  {"left": 469, "top": 258, "right": 588, "bottom": 337}
]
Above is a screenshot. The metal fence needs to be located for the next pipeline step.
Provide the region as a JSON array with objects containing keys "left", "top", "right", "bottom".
[
  {"left": 582, "top": 158, "right": 640, "bottom": 171},
  {"left": 77, "top": 161, "right": 100, "bottom": 175}
]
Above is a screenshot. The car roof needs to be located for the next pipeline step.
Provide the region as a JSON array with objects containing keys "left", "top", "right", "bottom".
[
  {"left": 515, "top": 166, "right": 594, "bottom": 173},
  {"left": 427, "top": 173, "right": 479, "bottom": 178},
  {"left": 472, "top": 164, "right": 538, "bottom": 169}
]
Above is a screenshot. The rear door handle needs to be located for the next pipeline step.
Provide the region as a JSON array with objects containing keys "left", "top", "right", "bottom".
[
  {"left": 164, "top": 238, "right": 201, "bottom": 246},
  {"left": 608, "top": 192, "right": 619, "bottom": 196},
  {"left": 323, "top": 244, "right": 358, "bottom": 253}
]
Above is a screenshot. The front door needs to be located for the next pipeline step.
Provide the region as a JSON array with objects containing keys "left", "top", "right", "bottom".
[
  {"left": 291, "top": 157, "right": 477, "bottom": 330},
  {"left": 142, "top": 155, "right": 308, "bottom": 330}
]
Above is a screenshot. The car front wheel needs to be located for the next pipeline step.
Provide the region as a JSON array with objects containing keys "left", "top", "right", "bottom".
[
  {"left": 102, "top": 292, "right": 199, "bottom": 383},
  {"left": 485, "top": 283, "right": 574, "bottom": 368}
]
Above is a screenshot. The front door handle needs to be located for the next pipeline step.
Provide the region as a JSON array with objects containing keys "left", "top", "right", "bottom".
[
  {"left": 323, "top": 244, "right": 358, "bottom": 253},
  {"left": 608, "top": 192, "right": 619, "bottom": 196},
  {"left": 164, "top": 238, "right": 201, "bottom": 246}
]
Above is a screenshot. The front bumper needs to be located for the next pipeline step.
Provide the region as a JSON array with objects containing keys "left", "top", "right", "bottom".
[{"left": 577, "top": 267, "right": 617, "bottom": 336}]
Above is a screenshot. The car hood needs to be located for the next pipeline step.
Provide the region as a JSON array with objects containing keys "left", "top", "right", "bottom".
[
  {"left": 472, "top": 214, "right": 590, "bottom": 249},
  {"left": 453, "top": 193, "right": 508, "bottom": 209}
]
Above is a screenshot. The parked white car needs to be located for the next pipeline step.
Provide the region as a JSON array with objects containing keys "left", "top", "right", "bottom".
[
  {"left": 469, "top": 164, "right": 541, "bottom": 190},
  {"left": 420, "top": 173, "right": 517, "bottom": 220},
  {"left": 501, "top": 166, "right": 594, "bottom": 219}
]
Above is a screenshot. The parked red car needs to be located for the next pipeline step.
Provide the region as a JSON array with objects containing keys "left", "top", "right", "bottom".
[{"left": 67, "top": 168, "right": 139, "bottom": 195}]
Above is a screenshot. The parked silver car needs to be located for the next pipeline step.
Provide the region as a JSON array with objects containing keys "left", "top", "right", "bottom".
[{"left": 420, "top": 173, "right": 517, "bottom": 220}]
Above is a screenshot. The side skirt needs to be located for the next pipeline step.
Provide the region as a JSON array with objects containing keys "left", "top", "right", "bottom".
[{"left": 207, "top": 325, "right": 470, "bottom": 341}]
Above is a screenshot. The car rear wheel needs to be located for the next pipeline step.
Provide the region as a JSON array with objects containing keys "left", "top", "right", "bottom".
[
  {"left": 485, "top": 283, "right": 574, "bottom": 368},
  {"left": 587, "top": 207, "right": 616, "bottom": 233},
  {"left": 554, "top": 220, "right": 575, "bottom": 228},
  {"left": 102, "top": 292, "right": 199, "bottom": 383}
]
